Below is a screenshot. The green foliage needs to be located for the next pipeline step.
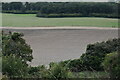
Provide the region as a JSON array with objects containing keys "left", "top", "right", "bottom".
[
  {"left": 81, "top": 38, "right": 120, "bottom": 71},
  {"left": 2, "top": 55, "right": 28, "bottom": 77},
  {"left": 64, "top": 38, "right": 120, "bottom": 72},
  {"left": 36, "top": 13, "right": 83, "bottom": 18},
  {"left": 2, "top": 31, "right": 33, "bottom": 78},
  {"left": 37, "top": 13, "right": 119, "bottom": 18},
  {"left": 66, "top": 59, "right": 83, "bottom": 72},
  {"left": 28, "top": 66, "right": 41, "bottom": 78},
  {"left": 102, "top": 52, "right": 120, "bottom": 78},
  {"left": 0, "top": 57, "right": 2, "bottom": 72},
  {"left": 72, "top": 71, "right": 109, "bottom": 78},
  {"left": 91, "top": 13, "right": 120, "bottom": 18},
  {"left": 28, "top": 63, "right": 74, "bottom": 79},
  {"left": 2, "top": 31, "right": 33, "bottom": 63},
  {"left": 48, "top": 63, "right": 73, "bottom": 79},
  {"left": 28, "top": 65, "right": 51, "bottom": 78},
  {"left": 2, "top": 2, "right": 119, "bottom": 18},
  {"left": 37, "top": 2, "right": 118, "bottom": 18}
]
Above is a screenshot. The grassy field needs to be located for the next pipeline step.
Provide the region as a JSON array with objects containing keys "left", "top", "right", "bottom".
[{"left": 2, "top": 13, "right": 119, "bottom": 27}]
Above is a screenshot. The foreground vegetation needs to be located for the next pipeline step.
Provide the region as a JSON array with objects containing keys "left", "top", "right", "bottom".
[
  {"left": 2, "top": 31, "right": 120, "bottom": 79},
  {"left": 2, "top": 13, "right": 118, "bottom": 27}
]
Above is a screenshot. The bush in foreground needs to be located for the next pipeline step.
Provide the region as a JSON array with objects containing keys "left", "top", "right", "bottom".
[
  {"left": 2, "top": 31, "right": 33, "bottom": 64},
  {"left": 41, "top": 63, "right": 73, "bottom": 79},
  {"left": 102, "top": 52, "right": 120, "bottom": 78},
  {"left": 2, "top": 31, "right": 33, "bottom": 78},
  {"left": 63, "top": 38, "right": 120, "bottom": 72},
  {"left": 2, "top": 55, "right": 28, "bottom": 77}
]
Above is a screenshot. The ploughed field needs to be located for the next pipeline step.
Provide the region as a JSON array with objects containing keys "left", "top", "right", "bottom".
[
  {"left": 3, "top": 29, "right": 118, "bottom": 66},
  {"left": 2, "top": 13, "right": 119, "bottom": 27}
]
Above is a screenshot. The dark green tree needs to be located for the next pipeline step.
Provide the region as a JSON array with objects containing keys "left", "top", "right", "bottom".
[
  {"left": 48, "top": 63, "right": 73, "bottom": 79},
  {"left": 81, "top": 38, "right": 120, "bottom": 71},
  {"left": 2, "top": 55, "right": 29, "bottom": 77},
  {"left": 2, "top": 31, "right": 33, "bottom": 64},
  {"left": 65, "top": 38, "right": 120, "bottom": 72},
  {"left": 102, "top": 52, "right": 120, "bottom": 78}
]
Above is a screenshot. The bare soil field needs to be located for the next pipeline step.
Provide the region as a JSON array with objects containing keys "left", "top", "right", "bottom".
[{"left": 3, "top": 27, "right": 118, "bottom": 66}]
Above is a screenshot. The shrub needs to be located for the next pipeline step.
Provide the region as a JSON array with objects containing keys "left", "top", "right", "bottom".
[
  {"left": 66, "top": 59, "right": 83, "bottom": 72},
  {"left": 36, "top": 13, "right": 84, "bottom": 18},
  {"left": 48, "top": 63, "right": 73, "bottom": 79},
  {"left": 90, "top": 13, "right": 120, "bottom": 18},
  {"left": 2, "top": 55, "right": 28, "bottom": 78},
  {"left": 2, "top": 31, "right": 33, "bottom": 78},
  {"left": 81, "top": 38, "right": 120, "bottom": 71},
  {"left": 66, "top": 38, "right": 120, "bottom": 72},
  {"left": 102, "top": 52, "right": 120, "bottom": 78},
  {"left": 2, "top": 31, "right": 33, "bottom": 64}
]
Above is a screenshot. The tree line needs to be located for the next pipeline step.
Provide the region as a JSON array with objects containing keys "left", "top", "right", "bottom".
[{"left": 2, "top": 2, "right": 120, "bottom": 18}]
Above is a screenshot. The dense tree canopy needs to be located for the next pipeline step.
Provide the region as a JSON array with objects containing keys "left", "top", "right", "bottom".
[
  {"left": 65, "top": 38, "right": 120, "bottom": 72},
  {"left": 102, "top": 52, "right": 120, "bottom": 78},
  {"left": 2, "top": 31, "right": 34, "bottom": 78},
  {"left": 2, "top": 31, "right": 33, "bottom": 63},
  {"left": 2, "top": 55, "right": 29, "bottom": 77},
  {"left": 2, "top": 2, "right": 119, "bottom": 18},
  {"left": 80, "top": 38, "right": 120, "bottom": 71}
]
